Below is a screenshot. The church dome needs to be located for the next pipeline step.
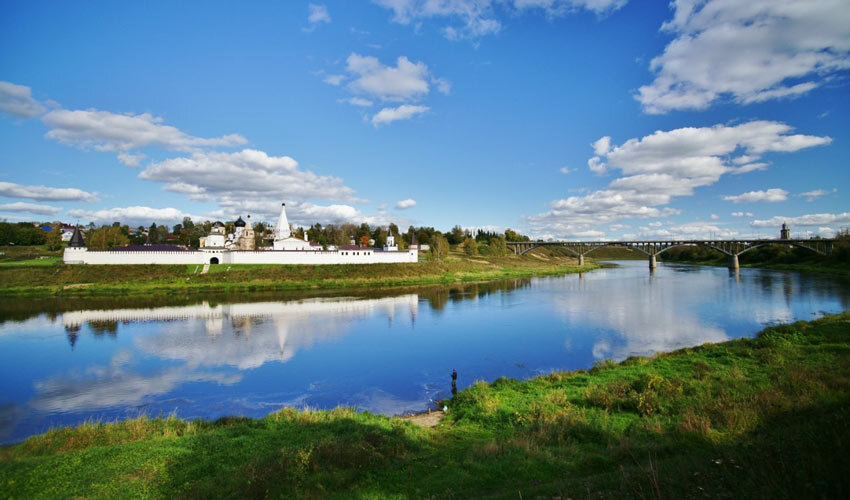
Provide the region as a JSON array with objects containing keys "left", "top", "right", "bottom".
[{"left": 234, "top": 216, "right": 246, "bottom": 227}]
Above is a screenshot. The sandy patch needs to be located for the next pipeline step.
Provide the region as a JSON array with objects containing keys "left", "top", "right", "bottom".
[{"left": 401, "top": 410, "right": 445, "bottom": 428}]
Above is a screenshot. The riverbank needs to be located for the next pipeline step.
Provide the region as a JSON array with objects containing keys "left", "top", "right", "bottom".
[
  {"left": 0, "top": 250, "right": 598, "bottom": 297},
  {"left": 2, "top": 312, "right": 848, "bottom": 498}
]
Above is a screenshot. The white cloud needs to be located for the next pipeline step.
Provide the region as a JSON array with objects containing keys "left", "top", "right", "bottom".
[
  {"left": 0, "top": 181, "right": 98, "bottom": 202},
  {"left": 723, "top": 188, "right": 788, "bottom": 204},
  {"left": 633, "top": 222, "right": 739, "bottom": 240},
  {"left": 638, "top": 0, "right": 850, "bottom": 113},
  {"left": 42, "top": 109, "right": 247, "bottom": 153},
  {"left": 797, "top": 188, "right": 836, "bottom": 202},
  {"left": 307, "top": 3, "right": 331, "bottom": 25},
  {"left": 731, "top": 162, "right": 769, "bottom": 175},
  {"left": 433, "top": 77, "right": 452, "bottom": 95},
  {"left": 117, "top": 152, "right": 145, "bottom": 167},
  {"left": 731, "top": 211, "right": 754, "bottom": 217},
  {"left": 710, "top": 214, "right": 720, "bottom": 220},
  {"left": 371, "top": 104, "right": 429, "bottom": 126},
  {"left": 559, "top": 166, "right": 572, "bottom": 174},
  {"left": 587, "top": 156, "right": 607, "bottom": 174},
  {"left": 139, "top": 149, "right": 360, "bottom": 211},
  {"left": 527, "top": 121, "right": 829, "bottom": 238},
  {"left": 395, "top": 198, "right": 417, "bottom": 209},
  {"left": 323, "top": 74, "right": 345, "bottom": 86},
  {"left": 751, "top": 212, "right": 850, "bottom": 228},
  {"left": 373, "top": 0, "right": 627, "bottom": 40},
  {"left": 0, "top": 81, "right": 45, "bottom": 118},
  {"left": 67, "top": 206, "right": 196, "bottom": 226},
  {"left": 592, "top": 136, "right": 611, "bottom": 156},
  {"left": 346, "top": 53, "right": 434, "bottom": 102},
  {"left": 345, "top": 97, "right": 374, "bottom": 107},
  {"left": 0, "top": 201, "right": 62, "bottom": 215}
]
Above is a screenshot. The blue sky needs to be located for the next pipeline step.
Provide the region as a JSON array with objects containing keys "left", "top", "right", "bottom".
[{"left": 1, "top": 0, "right": 848, "bottom": 240}]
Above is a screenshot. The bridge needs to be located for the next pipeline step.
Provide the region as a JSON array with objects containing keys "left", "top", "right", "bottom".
[{"left": 506, "top": 239, "right": 836, "bottom": 269}]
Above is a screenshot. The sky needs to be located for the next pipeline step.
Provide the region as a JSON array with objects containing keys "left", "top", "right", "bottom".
[{"left": 0, "top": 0, "right": 848, "bottom": 240}]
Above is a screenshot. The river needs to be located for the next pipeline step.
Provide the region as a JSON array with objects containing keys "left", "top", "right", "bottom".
[{"left": 1, "top": 260, "right": 848, "bottom": 444}]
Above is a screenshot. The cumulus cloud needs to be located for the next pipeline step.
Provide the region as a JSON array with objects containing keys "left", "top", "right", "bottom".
[
  {"left": 527, "top": 121, "right": 829, "bottom": 238},
  {"left": 373, "top": 0, "right": 627, "bottom": 40},
  {"left": 117, "top": 152, "right": 145, "bottom": 167},
  {"left": 67, "top": 206, "right": 196, "bottom": 226},
  {"left": 751, "top": 212, "right": 850, "bottom": 228},
  {"left": 0, "top": 202, "right": 62, "bottom": 215},
  {"left": 638, "top": 0, "right": 850, "bottom": 113},
  {"left": 0, "top": 81, "right": 45, "bottom": 118},
  {"left": 371, "top": 104, "right": 429, "bottom": 126},
  {"left": 307, "top": 3, "right": 331, "bottom": 26},
  {"left": 797, "top": 188, "right": 836, "bottom": 202},
  {"left": 395, "top": 198, "right": 417, "bottom": 209},
  {"left": 346, "top": 53, "right": 433, "bottom": 102},
  {"left": 723, "top": 188, "right": 788, "bottom": 204},
  {"left": 0, "top": 181, "right": 97, "bottom": 202},
  {"left": 633, "top": 222, "right": 739, "bottom": 240},
  {"left": 345, "top": 97, "right": 374, "bottom": 107},
  {"left": 42, "top": 109, "right": 247, "bottom": 153},
  {"left": 139, "top": 149, "right": 360, "bottom": 211},
  {"left": 323, "top": 74, "right": 344, "bottom": 86},
  {"left": 559, "top": 166, "right": 572, "bottom": 174},
  {"left": 330, "top": 53, "right": 447, "bottom": 126},
  {"left": 731, "top": 211, "right": 754, "bottom": 217}
]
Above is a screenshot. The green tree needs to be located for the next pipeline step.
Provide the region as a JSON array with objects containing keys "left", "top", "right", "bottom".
[
  {"left": 464, "top": 236, "right": 478, "bottom": 256},
  {"left": 87, "top": 226, "right": 129, "bottom": 250},
  {"left": 148, "top": 223, "right": 159, "bottom": 244},
  {"left": 489, "top": 235, "right": 508, "bottom": 256},
  {"left": 448, "top": 225, "right": 465, "bottom": 245},
  {"left": 372, "top": 227, "right": 387, "bottom": 248},
  {"left": 45, "top": 224, "right": 64, "bottom": 251},
  {"left": 431, "top": 234, "right": 449, "bottom": 260}
]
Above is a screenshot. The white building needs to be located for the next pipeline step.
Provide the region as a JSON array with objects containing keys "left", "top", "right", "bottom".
[{"left": 63, "top": 202, "right": 418, "bottom": 265}]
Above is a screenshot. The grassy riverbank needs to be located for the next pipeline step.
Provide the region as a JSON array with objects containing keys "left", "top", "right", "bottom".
[
  {"left": 0, "top": 248, "right": 597, "bottom": 297},
  {"left": 2, "top": 313, "right": 849, "bottom": 498}
]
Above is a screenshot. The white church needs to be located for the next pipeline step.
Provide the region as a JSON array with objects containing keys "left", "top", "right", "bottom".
[{"left": 64, "top": 202, "right": 417, "bottom": 265}]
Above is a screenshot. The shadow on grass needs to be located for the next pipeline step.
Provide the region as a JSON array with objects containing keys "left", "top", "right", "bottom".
[{"left": 154, "top": 410, "right": 430, "bottom": 499}]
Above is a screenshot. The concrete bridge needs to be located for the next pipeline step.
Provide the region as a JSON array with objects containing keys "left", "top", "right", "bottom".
[{"left": 506, "top": 239, "right": 836, "bottom": 269}]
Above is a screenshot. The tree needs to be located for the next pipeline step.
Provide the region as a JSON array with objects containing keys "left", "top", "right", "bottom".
[
  {"left": 359, "top": 235, "right": 371, "bottom": 247},
  {"left": 464, "top": 236, "right": 478, "bottom": 256},
  {"left": 489, "top": 235, "right": 508, "bottom": 256},
  {"left": 45, "top": 223, "right": 63, "bottom": 251},
  {"left": 87, "top": 226, "right": 129, "bottom": 250},
  {"left": 372, "top": 227, "right": 387, "bottom": 248},
  {"left": 448, "top": 225, "right": 465, "bottom": 245},
  {"left": 431, "top": 234, "right": 449, "bottom": 260},
  {"left": 148, "top": 223, "right": 159, "bottom": 244}
]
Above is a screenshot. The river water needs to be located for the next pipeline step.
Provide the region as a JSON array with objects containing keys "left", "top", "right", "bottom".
[{"left": 1, "top": 261, "right": 848, "bottom": 444}]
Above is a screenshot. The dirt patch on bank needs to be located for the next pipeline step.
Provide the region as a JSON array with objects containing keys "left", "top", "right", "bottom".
[{"left": 401, "top": 410, "right": 445, "bottom": 428}]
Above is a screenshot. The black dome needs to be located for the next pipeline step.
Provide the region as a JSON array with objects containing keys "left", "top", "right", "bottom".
[{"left": 234, "top": 216, "right": 246, "bottom": 227}]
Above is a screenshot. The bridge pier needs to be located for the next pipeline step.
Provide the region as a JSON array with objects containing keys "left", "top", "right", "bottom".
[
  {"left": 648, "top": 254, "right": 657, "bottom": 269},
  {"left": 578, "top": 254, "right": 585, "bottom": 266},
  {"left": 728, "top": 254, "right": 739, "bottom": 270}
]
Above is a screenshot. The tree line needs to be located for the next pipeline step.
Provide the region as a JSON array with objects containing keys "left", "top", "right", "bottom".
[{"left": 1, "top": 217, "right": 532, "bottom": 257}]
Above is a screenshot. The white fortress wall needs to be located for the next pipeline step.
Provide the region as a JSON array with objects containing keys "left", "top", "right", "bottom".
[{"left": 63, "top": 247, "right": 417, "bottom": 265}]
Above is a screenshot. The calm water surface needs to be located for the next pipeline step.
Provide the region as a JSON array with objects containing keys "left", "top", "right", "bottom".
[{"left": 1, "top": 261, "right": 849, "bottom": 444}]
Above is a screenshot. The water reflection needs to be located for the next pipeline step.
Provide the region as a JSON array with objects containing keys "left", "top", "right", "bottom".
[{"left": 1, "top": 264, "right": 848, "bottom": 444}]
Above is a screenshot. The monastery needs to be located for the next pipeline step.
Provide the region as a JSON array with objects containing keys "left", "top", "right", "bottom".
[{"left": 63, "top": 202, "right": 418, "bottom": 265}]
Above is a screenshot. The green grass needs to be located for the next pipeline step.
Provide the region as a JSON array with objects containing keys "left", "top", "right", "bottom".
[
  {"left": 0, "top": 256, "right": 62, "bottom": 267},
  {"left": 2, "top": 313, "right": 849, "bottom": 499},
  {"left": 0, "top": 249, "right": 599, "bottom": 297}
]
